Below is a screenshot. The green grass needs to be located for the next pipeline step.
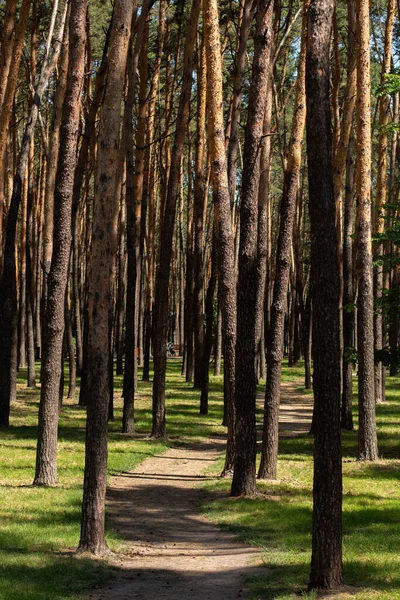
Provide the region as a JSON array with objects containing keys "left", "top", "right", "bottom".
[
  {"left": 202, "top": 361, "right": 400, "bottom": 599},
  {"left": 0, "top": 359, "right": 225, "bottom": 600},
  {"left": 2, "top": 359, "right": 400, "bottom": 599}
]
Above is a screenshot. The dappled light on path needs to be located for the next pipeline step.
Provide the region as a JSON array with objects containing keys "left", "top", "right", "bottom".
[
  {"left": 91, "top": 438, "right": 263, "bottom": 600},
  {"left": 91, "top": 383, "right": 313, "bottom": 599}
]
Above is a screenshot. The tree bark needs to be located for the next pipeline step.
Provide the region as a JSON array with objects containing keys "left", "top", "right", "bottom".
[
  {"left": 203, "top": 0, "right": 237, "bottom": 476},
  {"left": 258, "top": 0, "right": 308, "bottom": 481},
  {"left": 374, "top": 0, "right": 395, "bottom": 405},
  {"left": 231, "top": 0, "right": 274, "bottom": 497},
  {"left": 122, "top": 6, "right": 150, "bottom": 433},
  {"left": 34, "top": 0, "right": 83, "bottom": 486},
  {"left": 341, "top": 130, "right": 355, "bottom": 431},
  {"left": 0, "top": 0, "right": 66, "bottom": 428},
  {"left": 306, "top": 0, "right": 343, "bottom": 590},
  {"left": 151, "top": 0, "right": 201, "bottom": 438},
  {"left": 78, "top": 0, "right": 134, "bottom": 555},
  {"left": 355, "top": 0, "right": 378, "bottom": 461},
  {"left": 193, "top": 31, "right": 207, "bottom": 390}
]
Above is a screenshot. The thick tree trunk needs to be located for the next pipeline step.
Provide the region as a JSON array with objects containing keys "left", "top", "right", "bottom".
[
  {"left": 78, "top": 0, "right": 134, "bottom": 555},
  {"left": 42, "top": 8, "right": 69, "bottom": 321},
  {"left": 306, "top": 0, "right": 343, "bottom": 590},
  {"left": 34, "top": 0, "right": 83, "bottom": 486},
  {"left": 70, "top": 27, "right": 110, "bottom": 377}
]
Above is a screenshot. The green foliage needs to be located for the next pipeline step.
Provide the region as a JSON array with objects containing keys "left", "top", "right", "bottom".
[
  {"left": 344, "top": 345, "right": 358, "bottom": 366},
  {"left": 88, "top": 0, "right": 113, "bottom": 63},
  {"left": 376, "top": 73, "right": 400, "bottom": 98}
]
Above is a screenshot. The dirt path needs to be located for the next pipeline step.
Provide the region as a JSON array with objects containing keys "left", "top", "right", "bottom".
[{"left": 89, "top": 382, "right": 313, "bottom": 600}]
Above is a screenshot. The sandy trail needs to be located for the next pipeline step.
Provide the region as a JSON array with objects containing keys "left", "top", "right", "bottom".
[{"left": 89, "top": 382, "right": 313, "bottom": 600}]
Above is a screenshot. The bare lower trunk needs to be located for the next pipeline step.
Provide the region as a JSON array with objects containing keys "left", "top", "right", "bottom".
[
  {"left": 34, "top": 1, "right": 83, "bottom": 486},
  {"left": 151, "top": 0, "right": 200, "bottom": 438},
  {"left": 258, "top": 1, "right": 307, "bottom": 481},
  {"left": 355, "top": 0, "right": 378, "bottom": 461},
  {"left": 78, "top": 0, "right": 134, "bottom": 555},
  {"left": 306, "top": 0, "right": 343, "bottom": 589},
  {"left": 231, "top": 0, "right": 274, "bottom": 497}
]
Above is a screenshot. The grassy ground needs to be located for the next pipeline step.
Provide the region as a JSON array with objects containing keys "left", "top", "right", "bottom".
[
  {"left": 203, "top": 366, "right": 400, "bottom": 600},
  {"left": 2, "top": 359, "right": 400, "bottom": 599},
  {"left": 0, "top": 360, "right": 225, "bottom": 600}
]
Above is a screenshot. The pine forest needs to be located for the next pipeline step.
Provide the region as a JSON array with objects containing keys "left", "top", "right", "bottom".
[{"left": 1, "top": 0, "right": 400, "bottom": 598}]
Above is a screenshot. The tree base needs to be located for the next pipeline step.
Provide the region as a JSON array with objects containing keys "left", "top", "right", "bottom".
[{"left": 75, "top": 542, "right": 112, "bottom": 558}]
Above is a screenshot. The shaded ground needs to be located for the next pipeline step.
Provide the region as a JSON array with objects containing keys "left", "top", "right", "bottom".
[{"left": 88, "top": 382, "right": 313, "bottom": 600}]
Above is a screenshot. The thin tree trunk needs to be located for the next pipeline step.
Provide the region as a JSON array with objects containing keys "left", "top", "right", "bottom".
[
  {"left": 341, "top": 130, "right": 355, "bottom": 430},
  {"left": 231, "top": 0, "right": 274, "bottom": 497},
  {"left": 193, "top": 31, "right": 207, "bottom": 390},
  {"left": 355, "top": 0, "right": 378, "bottom": 461},
  {"left": 214, "top": 299, "right": 222, "bottom": 376},
  {"left": 374, "top": 0, "right": 395, "bottom": 404},
  {"left": 122, "top": 8, "right": 150, "bottom": 433},
  {"left": 203, "top": 0, "right": 237, "bottom": 476},
  {"left": 0, "top": 0, "right": 66, "bottom": 428},
  {"left": 258, "top": 0, "right": 307, "bottom": 481},
  {"left": 200, "top": 229, "right": 217, "bottom": 414},
  {"left": 151, "top": 0, "right": 201, "bottom": 438}
]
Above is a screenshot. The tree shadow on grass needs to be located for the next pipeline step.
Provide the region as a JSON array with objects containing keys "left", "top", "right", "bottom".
[{"left": 0, "top": 551, "right": 114, "bottom": 600}]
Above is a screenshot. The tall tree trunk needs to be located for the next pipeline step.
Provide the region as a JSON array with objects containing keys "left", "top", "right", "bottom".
[
  {"left": 78, "top": 0, "right": 134, "bottom": 555},
  {"left": 34, "top": 0, "right": 83, "bottom": 486},
  {"left": 231, "top": 0, "right": 274, "bottom": 497},
  {"left": 0, "top": 0, "right": 66, "bottom": 428},
  {"left": 341, "top": 130, "right": 355, "bottom": 430},
  {"left": 193, "top": 31, "right": 207, "bottom": 390},
  {"left": 151, "top": 0, "right": 200, "bottom": 438},
  {"left": 26, "top": 144, "right": 36, "bottom": 388},
  {"left": 116, "top": 191, "right": 126, "bottom": 376},
  {"left": 0, "top": 0, "right": 31, "bottom": 261},
  {"left": 42, "top": 18, "right": 69, "bottom": 328},
  {"left": 142, "top": 0, "right": 165, "bottom": 383},
  {"left": 374, "top": 0, "right": 395, "bottom": 404},
  {"left": 258, "top": 0, "right": 307, "bottom": 481},
  {"left": 200, "top": 228, "right": 217, "bottom": 414},
  {"left": 355, "top": 0, "right": 378, "bottom": 461},
  {"left": 255, "top": 74, "right": 274, "bottom": 387},
  {"left": 203, "top": 0, "right": 237, "bottom": 476},
  {"left": 227, "top": 0, "right": 255, "bottom": 206},
  {"left": 306, "top": 0, "right": 343, "bottom": 590},
  {"left": 122, "top": 8, "right": 150, "bottom": 433}
]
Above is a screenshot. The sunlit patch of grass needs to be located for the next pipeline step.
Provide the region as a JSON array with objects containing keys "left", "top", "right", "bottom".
[
  {"left": 202, "top": 363, "right": 400, "bottom": 599},
  {"left": 0, "top": 358, "right": 226, "bottom": 600}
]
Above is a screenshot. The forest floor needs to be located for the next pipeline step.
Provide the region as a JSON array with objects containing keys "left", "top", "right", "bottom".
[{"left": 87, "top": 381, "right": 314, "bottom": 600}]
